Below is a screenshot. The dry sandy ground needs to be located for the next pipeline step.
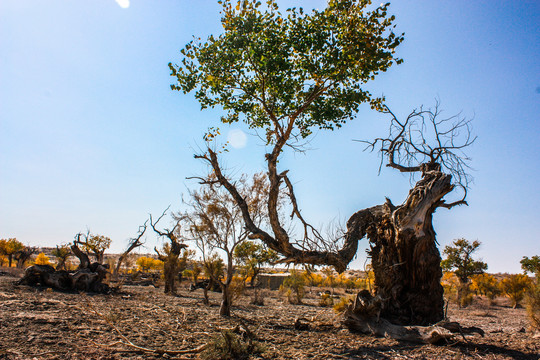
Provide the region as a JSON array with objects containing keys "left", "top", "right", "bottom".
[{"left": 0, "top": 270, "right": 538, "bottom": 360}]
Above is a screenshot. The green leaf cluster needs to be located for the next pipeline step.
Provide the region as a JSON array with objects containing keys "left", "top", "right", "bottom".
[
  {"left": 234, "top": 240, "right": 278, "bottom": 283},
  {"left": 170, "top": 0, "right": 403, "bottom": 141},
  {"left": 441, "top": 238, "right": 487, "bottom": 283},
  {"left": 521, "top": 255, "right": 540, "bottom": 278}
]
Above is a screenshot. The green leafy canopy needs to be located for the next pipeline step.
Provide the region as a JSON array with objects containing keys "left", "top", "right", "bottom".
[
  {"left": 169, "top": 0, "right": 403, "bottom": 141},
  {"left": 441, "top": 238, "right": 488, "bottom": 283}
]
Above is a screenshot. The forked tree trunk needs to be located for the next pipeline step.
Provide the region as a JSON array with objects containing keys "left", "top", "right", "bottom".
[{"left": 346, "top": 167, "right": 454, "bottom": 326}]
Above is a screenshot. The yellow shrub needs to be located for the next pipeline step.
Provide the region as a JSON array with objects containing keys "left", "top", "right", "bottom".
[
  {"left": 319, "top": 293, "right": 334, "bottom": 307},
  {"left": 230, "top": 275, "right": 245, "bottom": 300},
  {"left": 500, "top": 274, "right": 533, "bottom": 308},
  {"left": 471, "top": 273, "right": 501, "bottom": 302},
  {"left": 441, "top": 271, "right": 459, "bottom": 302},
  {"left": 34, "top": 252, "right": 51, "bottom": 265},
  {"left": 333, "top": 295, "right": 355, "bottom": 314},
  {"left": 281, "top": 270, "right": 305, "bottom": 304},
  {"left": 136, "top": 256, "right": 163, "bottom": 272}
]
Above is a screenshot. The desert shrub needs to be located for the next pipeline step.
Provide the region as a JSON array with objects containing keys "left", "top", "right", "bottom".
[
  {"left": 441, "top": 271, "right": 474, "bottom": 307},
  {"left": 340, "top": 274, "right": 360, "bottom": 290},
  {"left": 322, "top": 267, "right": 337, "bottom": 294},
  {"left": 521, "top": 255, "right": 540, "bottom": 331},
  {"left": 471, "top": 273, "right": 501, "bottom": 304},
  {"left": 333, "top": 295, "right": 355, "bottom": 314},
  {"left": 441, "top": 271, "right": 459, "bottom": 303},
  {"left": 302, "top": 270, "right": 323, "bottom": 290},
  {"left": 191, "top": 263, "right": 202, "bottom": 282},
  {"left": 229, "top": 275, "right": 246, "bottom": 301},
  {"left": 136, "top": 256, "right": 163, "bottom": 272},
  {"left": 183, "top": 269, "right": 193, "bottom": 280},
  {"left": 525, "top": 284, "right": 540, "bottom": 331},
  {"left": 203, "top": 254, "right": 225, "bottom": 283},
  {"left": 281, "top": 269, "right": 305, "bottom": 304},
  {"left": 200, "top": 330, "right": 264, "bottom": 360},
  {"left": 319, "top": 293, "right": 334, "bottom": 307},
  {"left": 459, "top": 285, "right": 474, "bottom": 308},
  {"left": 500, "top": 274, "right": 533, "bottom": 308},
  {"left": 363, "top": 268, "right": 375, "bottom": 292},
  {"left": 51, "top": 244, "right": 71, "bottom": 270},
  {"left": 352, "top": 277, "right": 368, "bottom": 290},
  {"left": 251, "top": 288, "right": 268, "bottom": 306},
  {"left": 34, "top": 252, "right": 51, "bottom": 265},
  {"left": 0, "top": 238, "right": 24, "bottom": 267}
]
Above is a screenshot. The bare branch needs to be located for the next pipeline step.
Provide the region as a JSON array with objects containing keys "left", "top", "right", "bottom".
[{"left": 361, "top": 102, "right": 476, "bottom": 203}]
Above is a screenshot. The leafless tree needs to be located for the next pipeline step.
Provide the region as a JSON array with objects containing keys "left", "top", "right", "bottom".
[
  {"left": 150, "top": 207, "right": 187, "bottom": 295},
  {"left": 113, "top": 220, "right": 148, "bottom": 280},
  {"left": 362, "top": 100, "right": 476, "bottom": 205},
  {"left": 179, "top": 173, "right": 269, "bottom": 316}
]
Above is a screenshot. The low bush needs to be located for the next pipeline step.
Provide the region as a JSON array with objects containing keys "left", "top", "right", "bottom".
[
  {"left": 333, "top": 295, "right": 354, "bottom": 314},
  {"left": 525, "top": 284, "right": 540, "bottom": 331},
  {"left": 500, "top": 274, "right": 533, "bottom": 309},
  {"left": 471, "top": 273, "right": 501, "bottom": 305},
  {"left": 281, "top": 270, "right": 305, "bottom": 304},
  {"left": 200, "top": 329, "right": 264, "bottom": 360},
  {"left": 251, "top": 288, "right": 267, "bottom": 306},
  {"left": 318, "top": 293, "right": 333, "bottom": 307}
]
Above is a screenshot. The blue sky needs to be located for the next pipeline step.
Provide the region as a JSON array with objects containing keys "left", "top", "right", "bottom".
[{"left": 1, "top": 0, "right": 538, "bottom": 273}]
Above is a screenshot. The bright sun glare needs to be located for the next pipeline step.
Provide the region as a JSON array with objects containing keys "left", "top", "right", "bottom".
[
  {"left": 115, "top": 0, "right": 130, "bottom": 9},
  {"left": 227, "top": 129, "right": 247, "bottom": 149}
]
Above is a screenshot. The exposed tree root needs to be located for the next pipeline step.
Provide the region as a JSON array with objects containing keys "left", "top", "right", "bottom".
[{"left": 343, "top": 290, "right": 484, "bottom": 344}]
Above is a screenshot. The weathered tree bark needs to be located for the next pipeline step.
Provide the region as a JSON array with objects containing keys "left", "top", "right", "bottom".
[
  {"left": 150, "top": 207, "right": 187, "bottom": 296},
  {"left": 344, "top": 166, "right": 453, "bottom": 326},
  {"left": 219, "top": 255, "right": 235, "bottom": 317},
  {"left": 344, "top": 290, "right": 483, "bottom": 343},
  {"left": 16, "top": 243, "right": 110, "bottom": 293},
  {"left": 155, "top": 241, "right": 186, "bottom": 295}
]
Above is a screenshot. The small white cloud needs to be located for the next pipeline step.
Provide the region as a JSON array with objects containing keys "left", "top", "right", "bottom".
[
  {"left": 227, "top": 129, "right": 247, "bottom": 149},
  {"left": 115, "top": 0, "right": 130, "bottom": 9}
]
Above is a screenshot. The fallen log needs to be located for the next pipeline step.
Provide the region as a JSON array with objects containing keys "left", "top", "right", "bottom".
[{"left": 16, "top": 242, "right": 111, "bottom": 293}]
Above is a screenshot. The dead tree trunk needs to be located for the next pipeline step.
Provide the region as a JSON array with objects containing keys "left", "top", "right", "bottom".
[
  {"left": 155, "top": 243, "right": 184, "bottom": 295},
  {"left": 150, "top": 208, "right": 187, "bottom": 296},
  {"left": 345, "top": 167, "right": 452, "bottom": 325},
  {"left": 16, "top": 242, "right": 110, "bottom": 293}
]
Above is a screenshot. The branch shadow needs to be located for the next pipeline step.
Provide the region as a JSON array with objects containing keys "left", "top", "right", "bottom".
[{"left": 339, "top": 339, "right": 538, "bottom": 360}]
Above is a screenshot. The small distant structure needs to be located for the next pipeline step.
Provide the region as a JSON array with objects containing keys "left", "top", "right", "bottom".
[{"left": 258, "top": 273, "right": 289, "bottom": 290}]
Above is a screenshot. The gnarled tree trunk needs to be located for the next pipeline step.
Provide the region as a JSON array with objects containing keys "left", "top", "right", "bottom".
[
  {"left": 16, "top": 243, "right": 110, "bottom": 293},
  {"left": 346, "top": 167, "right": 453, "bottom": 326}
]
